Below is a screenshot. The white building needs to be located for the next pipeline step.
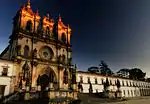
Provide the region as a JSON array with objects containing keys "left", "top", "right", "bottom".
[
  {"left": 77, "top": 71, "right": 150, "bottom": 98},
  {"left": 0, "top": 59, "right": 16, "bottom": 98}
]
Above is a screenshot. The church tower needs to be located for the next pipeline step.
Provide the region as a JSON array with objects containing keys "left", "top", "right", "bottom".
[{"left": 0, "top": 0, "right": 77, "bottom": 97}]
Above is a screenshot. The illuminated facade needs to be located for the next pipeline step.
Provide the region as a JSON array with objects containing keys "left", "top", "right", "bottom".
[{"left": 0, "top": 0, "right": 77, "bottom": 99}]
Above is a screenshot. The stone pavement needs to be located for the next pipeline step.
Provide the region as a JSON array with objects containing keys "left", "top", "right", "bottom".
[
  {"left": 106, "top": 96, "right": 150, "bottom": 104},
  {"left": 80, "top": 96, "right": 150, "bottom": 104},
  {"left": 79, "top": 93, "right": 150, "bottom": 104}
]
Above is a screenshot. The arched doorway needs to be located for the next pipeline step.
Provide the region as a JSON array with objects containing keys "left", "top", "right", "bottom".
[
  {"left": 40, "top": 74, "right": 50, "bottom": 91},
  {"left": 39, "top": 67, "right": 57, "bottom": 91}
]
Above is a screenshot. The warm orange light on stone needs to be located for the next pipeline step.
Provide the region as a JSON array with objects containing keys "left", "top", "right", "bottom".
[{"left": 42, "top": 15, "right": 54, "bottom": 32}]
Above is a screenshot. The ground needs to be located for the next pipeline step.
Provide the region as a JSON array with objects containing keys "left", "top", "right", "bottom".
[
  {"left": 80, "top": 96, "right": 150, "bottom": 104},
  {"left": 106, "top": 96, "right": 150, "bottom": 104}
]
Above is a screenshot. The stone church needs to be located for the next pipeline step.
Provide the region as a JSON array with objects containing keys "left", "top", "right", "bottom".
[{"left": 0, "top": 0, "right": 77, "bottom": 98}]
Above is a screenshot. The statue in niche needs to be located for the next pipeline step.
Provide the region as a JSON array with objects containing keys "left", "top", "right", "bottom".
[
  {"left": 68, "top": 58, "right": 72, "bottom": 65},
  {"left": 17, "top": 45, "right": 21, "bottom": 55},
  {"left": 33, "top": 48, "right": 37, "bottom": 58},
  {"left": 63, "top": 69, "right": 68, "bottom": 84},
  {"left": 72, "top": 68, "right": 76, "bottom": 84}
]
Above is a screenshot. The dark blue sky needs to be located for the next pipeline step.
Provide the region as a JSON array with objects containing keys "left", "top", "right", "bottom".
[{"left": 1, "top": 0, "right": 150, "bottom": 77}]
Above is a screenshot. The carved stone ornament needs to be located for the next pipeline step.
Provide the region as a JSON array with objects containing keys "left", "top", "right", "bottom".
[
  {"left": 31, "top": 61, "right": 38, "bottom": 67},
  {"left": 33, "top": 39, "right": 38, "bottom": 44},
  {"left": 39, "top": 46, "right": 54, "bottom": 60},
  {"left": 17, "top": 45, "right": 21, "bottom": 56},
  {"left": 17, "top": 59, "right": 22, "bottom": 64},
  {"left": 33, "top": 48, "right": 37, "bottom": 58},
  {"left": 18, "top": 34, "right": 23, "bottom": 39}
]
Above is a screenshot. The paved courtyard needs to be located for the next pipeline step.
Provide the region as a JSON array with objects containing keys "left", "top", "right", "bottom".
[
  {"left": 106, "top": 96, "right": 150, "bottom": 104},
  {"left": 80, "top": 94, "right": 150, "bottom": 104}
]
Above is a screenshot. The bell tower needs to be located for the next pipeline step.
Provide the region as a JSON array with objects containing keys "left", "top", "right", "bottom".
[{"left": 8, "top": 0, "right": 41, "bottom": 60}]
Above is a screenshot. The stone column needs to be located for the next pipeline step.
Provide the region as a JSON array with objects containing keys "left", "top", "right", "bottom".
[
  {"left": 24, "top": 86, "right": 30, "bottom": 100},
  {"left": 72, "top": 84, "right": 76, "bottom": 90},
  {"left": 49, "top": 82, "right": 54, "bottom": 89},
  {"left": 37, "top": 85, "right": 41, "bottom": 91},
  {"left": 58, "top": 67, "right": 63, "bottom": 89}
]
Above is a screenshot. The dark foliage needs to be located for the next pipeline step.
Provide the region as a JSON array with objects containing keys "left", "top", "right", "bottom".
[
  {"left": 99, "top": 61, "right": 114, "bottom": 76},
  {"left": 88, "top": 66, "right": 99, "bottom": 73},
  {"left": 129, "top": 68, "right": 146, "bottom": 81},
  {"left": 117, "top": 68, "right": 130, "bottom": 77}
]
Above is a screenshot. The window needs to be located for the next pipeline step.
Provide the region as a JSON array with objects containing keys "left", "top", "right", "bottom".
[
  {"left": 87, "top": 77, "right": 90, "bottom": 84},
  {"left": 61, "top": 33, "right": 66, "bottom": 43},
  {"left": 126, "top": 81, "right": 128, "bottom": 86},
  {"left": 131, "top": 90, "right": 133, "bottom": 96},
  {"left": 110, "top": 80, "right": 112, "bottom": 85},
  {"left": 2, "top": 68, "right": 8, "bottom": 76},
  {"left": 123, "top": 90, "right": 126, "bottom": 95},
  {"left": 46, "top": 26, "right": 50, "bottom": 35},
  {"left": 122, "top": 81, "right": 124, "bottom": 86},
  {"left": 24, "top": 45, "right": 29, "bottom": 57},
  {"left": 26, "top": 20, "right": 32, "bottom": 32},
  {"left": 80, "top": 76, "right": 83, "bottom": 83},
  {"left": 130, "top": 81, "right": 132, "bottom": 86},
  {"left": 128, "top": 90, "right": 130, "bottom": 96},
  {"left": 95, "top": 78, "right": 97, "bottom": 84}
]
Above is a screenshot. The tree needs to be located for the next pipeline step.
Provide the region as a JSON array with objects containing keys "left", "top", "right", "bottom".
[
  {"left": 99, "top": 61, "right": 113, "bottom": 76},
  {"left": 117, "top": 68, "right": 130, "bottom": 78},
  {"left": 146, "top": 78, "right": 150, "bottom": 82},
  {"left": 129, "top": 68, "right": 146, "bottom": 81},
  {"left": 88, "top": 66, "right": 99, "bottom": 73}
]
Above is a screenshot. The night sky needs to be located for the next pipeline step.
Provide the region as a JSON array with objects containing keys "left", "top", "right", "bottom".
[{"left": 1, "top": 0, "right": 150, "bottom": 77}]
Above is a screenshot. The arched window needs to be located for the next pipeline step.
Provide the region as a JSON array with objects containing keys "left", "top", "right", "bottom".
[
  {"left": 24, "top": 45, "right": 29, "bottom": 57},
  {"left": 46, "top": 26, "right": 50, "bottom": 34},
  {"left": 61, "top": 33, "right": 66, "bottom": 43},
  {"left": 63, "top": 69, "right": 68, "bottom": 84},
  {"left": 26, "top": 20, "right": 32, "bottom": 32}
]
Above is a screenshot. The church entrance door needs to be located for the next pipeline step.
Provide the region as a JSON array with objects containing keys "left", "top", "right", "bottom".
[{"left": 40, "top": 74, "right": 50, "bottom": 91}]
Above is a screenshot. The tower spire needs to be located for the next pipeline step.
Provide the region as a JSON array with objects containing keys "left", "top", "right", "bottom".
[
  {"left": 27, "top": 0, "right": 31, "bottom": 9},
  {"left": 47, "top": 13, "right": 50, "bottom": 18},
  {"left": 58, "top": 14, "right": 62, "bottom": 21}
]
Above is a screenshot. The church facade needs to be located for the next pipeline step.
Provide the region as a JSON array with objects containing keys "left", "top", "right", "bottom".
[{"left": 0, "top": 0, "right": 77, "bottom": 99}]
